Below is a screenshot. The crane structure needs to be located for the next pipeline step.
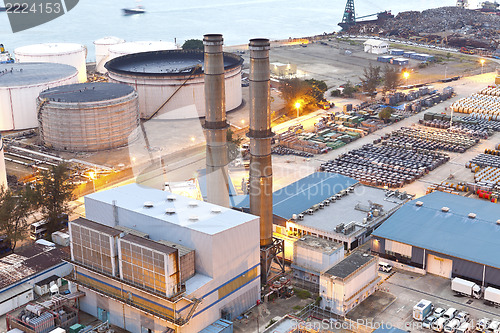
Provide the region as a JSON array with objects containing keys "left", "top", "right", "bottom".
[{"left": 338, "top": 0, "right": 393, "bottom": 30}]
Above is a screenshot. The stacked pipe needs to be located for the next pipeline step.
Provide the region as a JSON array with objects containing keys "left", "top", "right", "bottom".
[
  {"left": 248, "top": 38, "right": 273, "bottom": 247},
  {"left": 203, "top": 34, "right": 230, "bottom": 207},
  {"left": 467, "top": 153, "right": 500, "bottom": 169},
  {"left": 473, "top": 166, "right": 500, "bottom": 186}
]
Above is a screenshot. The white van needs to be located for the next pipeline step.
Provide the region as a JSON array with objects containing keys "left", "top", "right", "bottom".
[
  {"left": 487, "top": 321, "right": 500, "bottom": 332},
  {"left": 476, "top": 318, "right": 491, "bottom": 331},
  {"left": 379, "top": 262, "right": 392, "bottom": 273},
  {"left": 443, "top": 307, "right": 457, "bottom": 320},
  {"left": 444, "top": 318, "right": 460, "bottom": 333},
  {"left": 433, "top": 317, "right": 447, "bottom": 332},
  {"left": 456, "top": 322, "right": 471, "bottom": 333}
]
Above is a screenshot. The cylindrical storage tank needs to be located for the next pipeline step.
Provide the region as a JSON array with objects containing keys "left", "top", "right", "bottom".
[
  {"left": 0, "top": 135, "right": 7, "bottom": 189},
  {"left": 15, "top": 43, "right": 87, "bottom": 82},
  {"left": 0, "top": 63, "right": 79, "bottom": 130},
  {"left": 108, "top": 41, "right": 177, "bottom": 62},
  {"left": 105, "top": 49, "right": 243, "bottom": 119},
  {"left": 38, "top": 82, "right": 139, "bottom": 152},
  {"left": 94, "top": 36, "right": 125, "bottom": 74}
]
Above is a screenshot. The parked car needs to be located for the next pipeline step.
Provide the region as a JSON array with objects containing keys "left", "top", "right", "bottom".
[
  {"left": 433, "top": 308, "right": 446, "bottom": 318},
  {"left": 423, "top": 315, "right": 437, "bottom": 329},
  {"left": 432, "top": 317, "right": 448, "bottom": 332},
  {"left": 486, "top": 320, "right": 500, "bottom": 332},
  {"left": 442, "top": 307, "right": 457, "bottom": 320},
  {"left": 455, "top": 311, "right": 470, "bottom": 324},
  {"left": 476, "top": 318, "right": 491, "bottom": 331},
  {"left": 444, "top": 318, "right": 460, "bottom": 333}
]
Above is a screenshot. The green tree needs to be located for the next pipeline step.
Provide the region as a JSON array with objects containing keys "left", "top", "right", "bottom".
[
  {"left": 33, "top": 163, "right": 75, "bottom": 235},
  {"left": 360, "top": 64, "right": 381, "bottom": 99},
  {"left": 227, "top": 128, "right": 243, "bottom": 162},
  {"left": 382, "top": 65, "right": 401, "bottom": 95},
  {"left": 182, "top": 39, "right": 204, "bottom": 50},
  {"left": 342, "top": 80, "right": 357, "bottom": 98},
  {"left": 0, "top": 186, "right": 35, "bottom": 251},
  {"left": 304, "top": 79, "right": 328, "bottom": 102},
  {"left": 379, "top": 107, "right": 393, "bottom": 120}
]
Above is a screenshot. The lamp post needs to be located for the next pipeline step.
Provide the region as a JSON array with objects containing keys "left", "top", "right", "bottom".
[
  {"left": 480, "top": 59, "right": 485, "bottom": 74},
  {"left": 295, "top": 101, "right": 301, "bottom": 119},
  {"left": 403, "top": 71, "right": 410, "bottom": 86}
]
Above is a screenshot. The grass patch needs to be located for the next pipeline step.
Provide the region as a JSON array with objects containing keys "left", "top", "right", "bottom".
[
  {"left": 293, "top": 288, "right": 312, "bottom": 299},
  {"left": 293, "top": 305, "right": 304, "bottom": 310}
]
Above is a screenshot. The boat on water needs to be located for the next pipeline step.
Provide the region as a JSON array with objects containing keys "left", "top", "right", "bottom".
[{"left": 122, "top": 5, "right": 145, "bottom": 15}]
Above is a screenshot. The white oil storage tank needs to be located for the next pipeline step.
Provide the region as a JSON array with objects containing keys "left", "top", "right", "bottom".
[
  {"left": 0, "top": 63, "right": 79, "bottom": 131},
  {"left": 105, "top": 50, "right": 243, "bottom": 119},
  {"left": 94, "top": 36, "right": 125, "bottom": 74},
  {"left": 0, "top": 135, "right": 7, "bottom": 189},
  {"left": 38, "top": 82, "right": 139, "bottom": 152},
  {"left": 14, "top": 43, "right": 88, "bottom": 82},
  {"left": 108, "top": 41, "right": 177, "bottom": 62}
]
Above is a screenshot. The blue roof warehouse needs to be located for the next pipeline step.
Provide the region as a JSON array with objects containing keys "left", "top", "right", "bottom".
[{"left": 372, "top": 191, "right": 500, "bottom": 288}]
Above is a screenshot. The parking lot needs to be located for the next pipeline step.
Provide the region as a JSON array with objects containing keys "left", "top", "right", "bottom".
[{"left": 348, "top": 269, "right": 500, "bottom": 332}]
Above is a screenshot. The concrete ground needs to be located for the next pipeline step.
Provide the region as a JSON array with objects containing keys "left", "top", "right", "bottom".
[{"left": 348, "top": 270, "right": 500, "bottom": 332}]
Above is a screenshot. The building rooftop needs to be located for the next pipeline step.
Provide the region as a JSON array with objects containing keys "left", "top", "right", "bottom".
[
  {"left": 373, "top": 191, "right": 500, "bottom": 269},
  {"left": 0, "top": 63, "right": 77, "bottom": 87},
  {"left": 373, "top": 327, "right": 407, "bottom": 333},
  {"left": 39, "top": 82, "right": 135, "bottom": 103},
  {"left": 72, "top": 217, "right": 122, "bottom": 237},
  {"left": 295, "top": 235, "right": 342, "bottom": 255},
  {"left": 296, "top": 185, "right": 407, "bottom": 235},
  {"left": 85, "top": 183, "right": 257, "bottom": 236},
  {"left": 364, "top": 39, "right": 388, "bottom": 46},
  {"left": 0, "top": 244, "right": 69, "bottom": 290},
  {"left": 121, "top": 233, "right": 177, "bottom": 255},
  {"left": 234, "top": 172, "right": 358, "bottom": 220},
  {"left": 324, "top": 252, "right": 374, "bottom": 280}
]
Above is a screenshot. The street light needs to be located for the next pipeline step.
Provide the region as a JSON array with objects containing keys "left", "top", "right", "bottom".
[
  {"left": 295, "top": 101, "right": 301, "bottom": 118},
  {"left": 403, "top": 71, "right": 410, "bottom": 86},
  {"left": 480, "top": 59, "right": 485, "bottom": 74}
]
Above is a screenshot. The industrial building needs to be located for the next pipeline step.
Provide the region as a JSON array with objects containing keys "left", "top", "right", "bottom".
[
  {"left": 14, "top": 43, "right": 88, "bottom": 82},
  {"left": 0, "top": 243, "right": 72, "bottom": 316},
  {"left": 234, "top": 172, "right": 409, "bottom": 252},
  {"left": 0, "top": 63, "right": 79, "bottom": 131},
  {"left": 372, "top": 191, "right": 500, "bottom": 288},
  {"left": 319, "top": 252, "right": 380, "bottom": 316},
  {"left": 291, "top": 236, "right": 344, "bottom": 291},
  {"left": 270, "top": 62, "right": 297, "bottom": 77},
  {"left": 68, "top": 183, "right": 260, "bottom": 333},
  {"left": 105, "top": 49, "right": 243, "bottom": 119},
  {"left": 363, "top": 39, "right": 389, "bottom": 54},
  {"left": 38, "top": 82, "right": 139, "bottom": 152}
]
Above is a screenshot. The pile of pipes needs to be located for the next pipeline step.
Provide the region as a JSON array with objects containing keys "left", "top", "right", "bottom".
[
  {"left": 271, "top": 145, "right": 313, "bottom": 158},
  {"left": 426, "top": 181, "right": 470, "bottom": 195},
  {"left": 473, "top": 166, "right": 500, "bottom": 187},
  {"left": 418, "top": 119, "right": 491, "bottom": 139},
  {"left": 451, "top": 93, "right": 500, "bottom": 117},
  {"left": 319, "top": 144, "right": 449, "bottom": 188},
  {"left": 467, "top": 153, "right": 500, "bottom": 169}
]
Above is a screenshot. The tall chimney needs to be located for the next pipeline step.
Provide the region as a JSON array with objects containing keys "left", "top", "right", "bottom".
[
  {"left": 248, "top": 39, "right": 273, "bottom": 247},
  {"left": 203, "top": 34, "right": 230, "bottom": 207}
]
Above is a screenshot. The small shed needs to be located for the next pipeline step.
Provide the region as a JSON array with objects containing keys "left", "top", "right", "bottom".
[{"left": 363, "top": 39, "right": 389, "bottom": 54}]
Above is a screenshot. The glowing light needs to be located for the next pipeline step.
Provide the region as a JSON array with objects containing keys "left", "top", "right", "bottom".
[
  {"left": 295, "top": 102, "right": 301, "bottom": 109},
  {"left": 191, "top": 137, "right": 195, "bottom": 142},
  {"left": 480, "top": 59, "right": 485, "bottom": 65},
  {"left": 403, "top": 71, "right": 410, "bottom": 79},
  {"left": 241, "top": 119, "right": 245, "bottom": 125},
  {"left": 89, "top": 171, "right": 95, "bottom": 180}
]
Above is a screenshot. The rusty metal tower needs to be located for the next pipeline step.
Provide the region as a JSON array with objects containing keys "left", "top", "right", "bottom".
[{"left": 339, "top": 0, "right": 356, "bottom": 30}]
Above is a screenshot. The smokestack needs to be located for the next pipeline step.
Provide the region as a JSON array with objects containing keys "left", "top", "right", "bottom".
[
  {"left": 248, "top": 39, "right": 273, "bottom": 247},
  {"left": 203, "top": 34, "right": 230, "bottom": 207}
]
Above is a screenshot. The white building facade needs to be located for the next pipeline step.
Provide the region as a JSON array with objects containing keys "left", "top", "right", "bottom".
[{"left": 363, "top": 39, "right": 389, "bottom": 54}]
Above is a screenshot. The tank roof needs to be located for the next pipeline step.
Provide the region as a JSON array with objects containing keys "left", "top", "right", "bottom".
[
  {"left": 94, "top": 36, "right": 125, "bottom": 45},
  {"left": 15, "top": 43, "right": 85, "bottom": 55},
  {"left": 0, "top": 63, "right": 77, "bottom": 87},
  {"left": 108, "top": 41, "right": 176, "bottom": 54},
  {"left": 105, "top": 49, "right": 243, "bottom": 76},
  {"left": 39, "top": 82, "right": 135, "bottom": 103}
]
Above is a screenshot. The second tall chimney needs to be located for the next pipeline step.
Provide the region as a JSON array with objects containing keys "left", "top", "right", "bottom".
[
  {"left": 204, "top": 34, "right": 230, "bottom": 207},
  {"left": 248, "top": 39, "right": 273, "bottom": 247}
]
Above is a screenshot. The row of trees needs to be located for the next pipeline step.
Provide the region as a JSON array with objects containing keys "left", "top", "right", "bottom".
[
  {"left": 279, "top": 78, "right": 328, "bottom": 112},
  {"left": 360, "top": 64, "right": 403, "bottom": 98},
  {"left": 0, "top": 164, "right": 74, "bottom": 251}
]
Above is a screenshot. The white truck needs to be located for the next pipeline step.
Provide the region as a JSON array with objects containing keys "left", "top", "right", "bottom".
[
  {"left": 484, "top": 286, "right": 500, "bottom": 305},
  {"left": 451, "top": 277, "right": 482, "bottom": 299},
  {"left": 413, "top": 299, "right": 433, "bottom": 321}
]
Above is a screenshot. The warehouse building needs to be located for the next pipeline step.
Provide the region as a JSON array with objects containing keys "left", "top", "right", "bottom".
[
  {"left": 319, "top": 252, "right": 380, "bottom": 316},
  {"left": 372, "top": 191, "right": 500, "bottom": 288},
  {"left": 363, "top": 39, "right": 389, "bottom": 54},
  {"left": 69, "top": 183, "right": 260, "bottom": 333},
  {"left": 0, "top": 243, "right": 72, "bottom": 316},
  {"left": 234, "top": 172, "right": 409, "bottom": 252}
]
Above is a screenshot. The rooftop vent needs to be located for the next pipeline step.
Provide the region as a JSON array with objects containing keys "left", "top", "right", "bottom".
[
  {"left": 167, "top": 195, "right": 176, "bottom": 202},
  {"left": 188, "top": 215, "right": 199, "bottom": 221},
  {"left": 211, "top": 207, "right": 222, "bottom": 214},
  {"left": 415, "top": 201, "right": 424, "bottom": 207},
  {"left": 188, "top": 201, "right": 198, "bottom": 208},
  {"left": 468, "top": 213, "right": 476, "bottom": 219},
  {"left": 165, "top": 208, "right": 175, "bottom": 215},
  {"left": 441, "top": 207, "right": 450, "bottom": 213},
  {"left": 292, "top": 214, "right": 297, "bottom": 220},
  {"left": 143, "top": 201, "right": 154, "bottom": 208}
]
